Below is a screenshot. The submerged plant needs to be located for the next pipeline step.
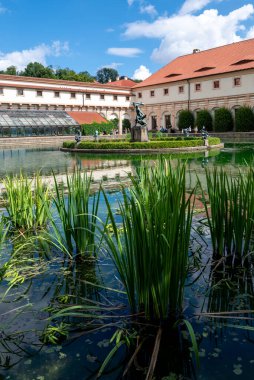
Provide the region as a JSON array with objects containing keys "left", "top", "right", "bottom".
[
  {"left": 51, "top": 170, "right": 100, "bottom": 258},
  {"left": 101, "top": 159, "right": 194, "bottom": 320},
  {"left": 3, "top": 173, "right": 51, "bottom": 231}
]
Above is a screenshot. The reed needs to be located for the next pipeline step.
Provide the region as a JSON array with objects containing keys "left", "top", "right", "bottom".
[
  {"left": 3, "top": 173, "right": 51, "bottom": 230},
  {"left": 200, "top": 168, "right": 254, "bottom": 263},
  {"left": 52, "top": 170, "right": 100, "bottom": 258},
  {"left": 102, "top": 159, "right": 194, "bottom": 320}
]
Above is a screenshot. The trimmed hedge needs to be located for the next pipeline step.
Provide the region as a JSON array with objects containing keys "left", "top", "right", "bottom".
[
  {"left": 196, "top": 110, "right": 213, "bottom": 131},
  {"left": 177, "top": 110, "right": 194, "bottom": 130},
  {"left": 214, "top": 108, "right": 233, "bottom": 132},
  {"left": 63, "top": 137, "right": 220, "bottom": 150},
  {"left": 81, "top": 121, "right": 115, "bottom": 136},
  {"left": 235, "top": 106, "right": 254, "bottom": 132}
]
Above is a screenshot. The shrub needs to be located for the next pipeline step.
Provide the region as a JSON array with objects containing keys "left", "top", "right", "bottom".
[
  {"left": 122, "top": 118, "right": 131, "bottom": 132},
  {"left": 177, "top": 110, "right": 194, "bottom": 130},
  {"left": 196, "top": 110, "right": 213, "bottom": 131},
  {"left": 63, "top": 141, "right": 76, "bottom": 148},
  {"left": 214, "top": 108, "right": 233, "bottom": 132},
  {"left": 235, "top": 106, "right": 254, "bottom": 132},
  {"left": 81, "top": 121, "right": 115, "bottom": 136}
]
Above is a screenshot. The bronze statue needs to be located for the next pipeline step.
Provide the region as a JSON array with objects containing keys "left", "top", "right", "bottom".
[{"left": 133, "top": 102, "right": 147, "bottom": 127}]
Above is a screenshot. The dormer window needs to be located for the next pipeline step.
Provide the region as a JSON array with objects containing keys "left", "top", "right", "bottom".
[
  {"left": 165, "top": 73, "right": 181, "bottom": 78},
  {"left": 194, "top": 66, "right": 215, "bottom": 72}
]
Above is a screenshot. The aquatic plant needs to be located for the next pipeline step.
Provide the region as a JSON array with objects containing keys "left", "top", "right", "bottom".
[
  {"left": 3, "top": 173, "right": 51, "bottom": 231},
  {"left": 101, "top": 159, "right": 194, "bottom": 320},
  {"left": 200, "top": 168, "right": 254, "bottom": 263},
  {"left": 51, "top": 170, "right": 100, "bottom": 258}
]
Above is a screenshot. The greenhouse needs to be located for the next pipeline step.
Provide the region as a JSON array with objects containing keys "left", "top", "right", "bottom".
[{"left": 0, "top": 110, "right": 79, "bottom": 137}]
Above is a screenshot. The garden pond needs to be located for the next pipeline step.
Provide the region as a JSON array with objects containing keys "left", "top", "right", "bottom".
[{"left": 0, "top": 143, "right": 254, "bottom": 380}]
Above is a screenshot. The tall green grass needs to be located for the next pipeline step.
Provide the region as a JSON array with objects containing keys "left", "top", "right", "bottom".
[
  {"left": 51, "top": 170, "right": 100, "bottom": 258},
  {"left": 101, "top": 159, "right": 194, "bottom": 320},
  {"left": 3, "top": 173, "right": 51, "bottom": 230},
  {"left": 200, "top": 168, "right": 254, "bottom": 263}
]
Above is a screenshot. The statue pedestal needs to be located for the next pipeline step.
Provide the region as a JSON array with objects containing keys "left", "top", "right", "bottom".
[{"left": 131, "top": 126, "right": 149, "bottom": 142}]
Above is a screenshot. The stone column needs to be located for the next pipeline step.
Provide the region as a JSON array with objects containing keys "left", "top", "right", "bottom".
[{"left": 118, "top": 110, "right": 123, "bottom": 135}]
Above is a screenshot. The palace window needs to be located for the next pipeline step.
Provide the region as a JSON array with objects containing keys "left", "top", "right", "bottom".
[
  {"left": 164, "top": 88, "right": 169, "bottom": 95},
  {"left": 17, "top": 89, "right": 24, "bottom": 96},
  {"left": 0, "top": 88, "right": 3, "bottom": 95},
  {"left": 195, "top": 83, "right": 201, "bottom": 91},
  {"left": 86, "top": 93, "right": 91, "bottom": 99},
  {"left": 37, "top": 90, "right": 43, "bottom": 97},
  {"left": 150, "top": 90, "right": 155, "bottom": 97},
  {"left": 70, "top": 92, "right": 76, "bottom": 98},
  {"left": 54, "top": 91, "right": 60, "bottom": 97},
  {"left": 126, "top": 96, "right": 130, "bottom": 101},
  {"left": 100, "top": 94, "right": 105, "bottom": 100},
  {"left": 113, "top": 95, "right": 118, "bottom": 101},
  {"left": 234, "top": 77, "right": 241, "bottom": 86},
  {"left": 213, "top": 80, "right": 220, "bottom": 89},
  {"left": 179, "top": 86, "right": 184, "bottom": 93},
  {"left": 138, "top": 92, "right": 142, "bottom": 98}
]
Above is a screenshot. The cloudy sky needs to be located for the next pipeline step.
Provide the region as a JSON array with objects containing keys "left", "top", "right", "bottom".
[{"left": 0, "top": 0, "right": 253, "bottom": 80}]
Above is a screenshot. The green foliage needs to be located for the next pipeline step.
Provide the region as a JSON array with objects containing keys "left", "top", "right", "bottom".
[
  {"left": 55, "top": 67, "right": 94, "bottom": 82},
  {"left": 235, "top": 106, "right": 254, "bottom": 132},
  {"left": 214, "top": 108, "right": 233, "bottom": 132},
  {"left": 72, "top": 139, "right": 208, "bottom": 150},
  {"left": 42, "top": 322, "right": 69, "bottom": 344},
  {"left": 177, "top": 110, "right": 194, "bottom": 130},
  {"left": 111, "top": 118, "right": 119, "bottom": 130},
  {"left": 81, "top": 121, "right": 115, "bottom": 136},
  {"left": 3, "top": 173, "right": 51, "bottom": 230},
  {"left": 96, "top": 67, "right": 119, "bottom": 83},
  {"left": 122, "top": 119, "right": 131, "bottom": 132},
  {"left": 20, "top": 62, "right": 55, "bottom": 78},
  {"left": 51, "top": 170, "right": 100, "bottom": 257},
  {"left": 63, "top": 141, "right": 76, "bottom": 148},
  {"left": 199, "top": 168, "right": 254, "bottom": 261},
  {"left": 0, "top": 62, "right": 95, "bottom": 82},
  {"left": 196, "top": 110, "right": 213, "bottom": 131},
  {"left": 101, "top": 159, "right": 194, "bottom": 319}
]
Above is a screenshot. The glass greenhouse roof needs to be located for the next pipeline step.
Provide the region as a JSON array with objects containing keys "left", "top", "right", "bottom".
[{"left": 0, "top": 110, "right": 79, "bottom": 127}]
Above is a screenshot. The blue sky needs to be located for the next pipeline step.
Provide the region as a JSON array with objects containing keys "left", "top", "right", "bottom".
[{"left": 0, "top": 0, "right": 253, "bottom": 79}]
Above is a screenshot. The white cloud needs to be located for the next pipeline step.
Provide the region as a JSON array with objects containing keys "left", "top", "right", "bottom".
[
  {"left": 127, "top": 0, "right": 135, "bottom": 5},
  {"left": 99, "top": 62, "right": 123, "bottom": 70},
  {"left": 107, "top": 47, "right": 143, "bottom": 57},
  {"left": 0, "top": 3, "right": 7, "bottom": 14},
  {"left": 124, "top": 4, "right": 254, "bottom": 63},
  {"left": 0, "top": 41, "right": 69, "bottom": 71},
  {"left": 132, "top": 64, "right": 151, "bottom": 80},
  {"left": 179, "top": 0, "right": 213, "bottom": 15},
  {"left": 106, "top": 28, "right": 114, "bottom": 32},
  {"left": 247, "top": 26, "right": 254, "bottom": 38},
  {"left": 140, "top": 4, "right": 157, "bottom": 17}
]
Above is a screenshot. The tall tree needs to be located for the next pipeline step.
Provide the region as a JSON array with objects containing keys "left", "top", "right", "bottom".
[
  {"left": 21, "top": 62, "right": 55, "bottom": 78},
  {"left": 96, "top": 68, "right": 119, "bottom": 84}
]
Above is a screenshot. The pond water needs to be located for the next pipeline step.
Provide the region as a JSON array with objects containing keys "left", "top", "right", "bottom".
[{"left": 0, "top": 143, "right": 254, "bottom": 380}]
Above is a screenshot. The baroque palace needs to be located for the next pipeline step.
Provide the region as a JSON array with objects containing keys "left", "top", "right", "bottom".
[{"left": 0, "top": 38, "right": 254, "bottom": 135}]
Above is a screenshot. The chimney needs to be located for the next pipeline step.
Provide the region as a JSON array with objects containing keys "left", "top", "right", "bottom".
[
  {"left": 124, "top": 76, "right": 128, "bottom": 80},
  {"left": 108, "top": 78, "right": 112, "bottom": 82},
  {"left": 116, "top": 76, "right": 120, "bottom": 81},
  {"left": 193, "top": 49, "right": 200, "bottom": 54}
]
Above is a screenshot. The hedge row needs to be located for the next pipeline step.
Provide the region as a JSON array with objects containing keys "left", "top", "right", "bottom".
[
  {"left": 63, "top": 137, "right": 220, "bottom": 150},
  {"left": 81, "top": 121, "right": 115, "bottom": 136},
  {"left": 178, "top": 107, "right": 254, "bottom": 132}
]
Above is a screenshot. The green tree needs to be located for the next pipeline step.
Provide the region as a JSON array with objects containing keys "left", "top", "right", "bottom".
[
  {"left": 21, "top": 62, "right": 55, "bottom": 78},
  {"left": 196, "top": 110, "right": 213, "bottom": 131},
  {"left": 214, "top": 108, "right": 233, "bottom": 132},
  {"left": 123, "top": 118, "right": 131, "bottom": 132},
  {"left": 5, "top": 66, "right": 18, "bottom": 75},
  {"left": 78, "top": 71, "right": 95, "bottom": 82},
  {"left": 235, "top": 106, "right": 254, "bottom": 132},
  {"left": 111, "top": 118, "right": 119, "bottom": 130},
  {"left": 96, "top": 68, "right": 119, "bottom": 84},
  {"left": 177, "top": 110, "right": 194, "bottom": 130}
]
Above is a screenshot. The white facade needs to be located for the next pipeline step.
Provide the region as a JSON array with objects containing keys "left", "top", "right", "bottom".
[{"left": 0, "top": 75, "right": 134, "bottom": 134}]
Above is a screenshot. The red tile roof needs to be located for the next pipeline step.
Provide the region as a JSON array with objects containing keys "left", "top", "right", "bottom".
[
  {"left": 106, "top": 79, "right": 137, "bottom": 88},
  {"left": 67, "top": 112, "right": 107, "bottom": 125},
  {"left": 134, "top": 38, "right": 254, "bottom": 88}
]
